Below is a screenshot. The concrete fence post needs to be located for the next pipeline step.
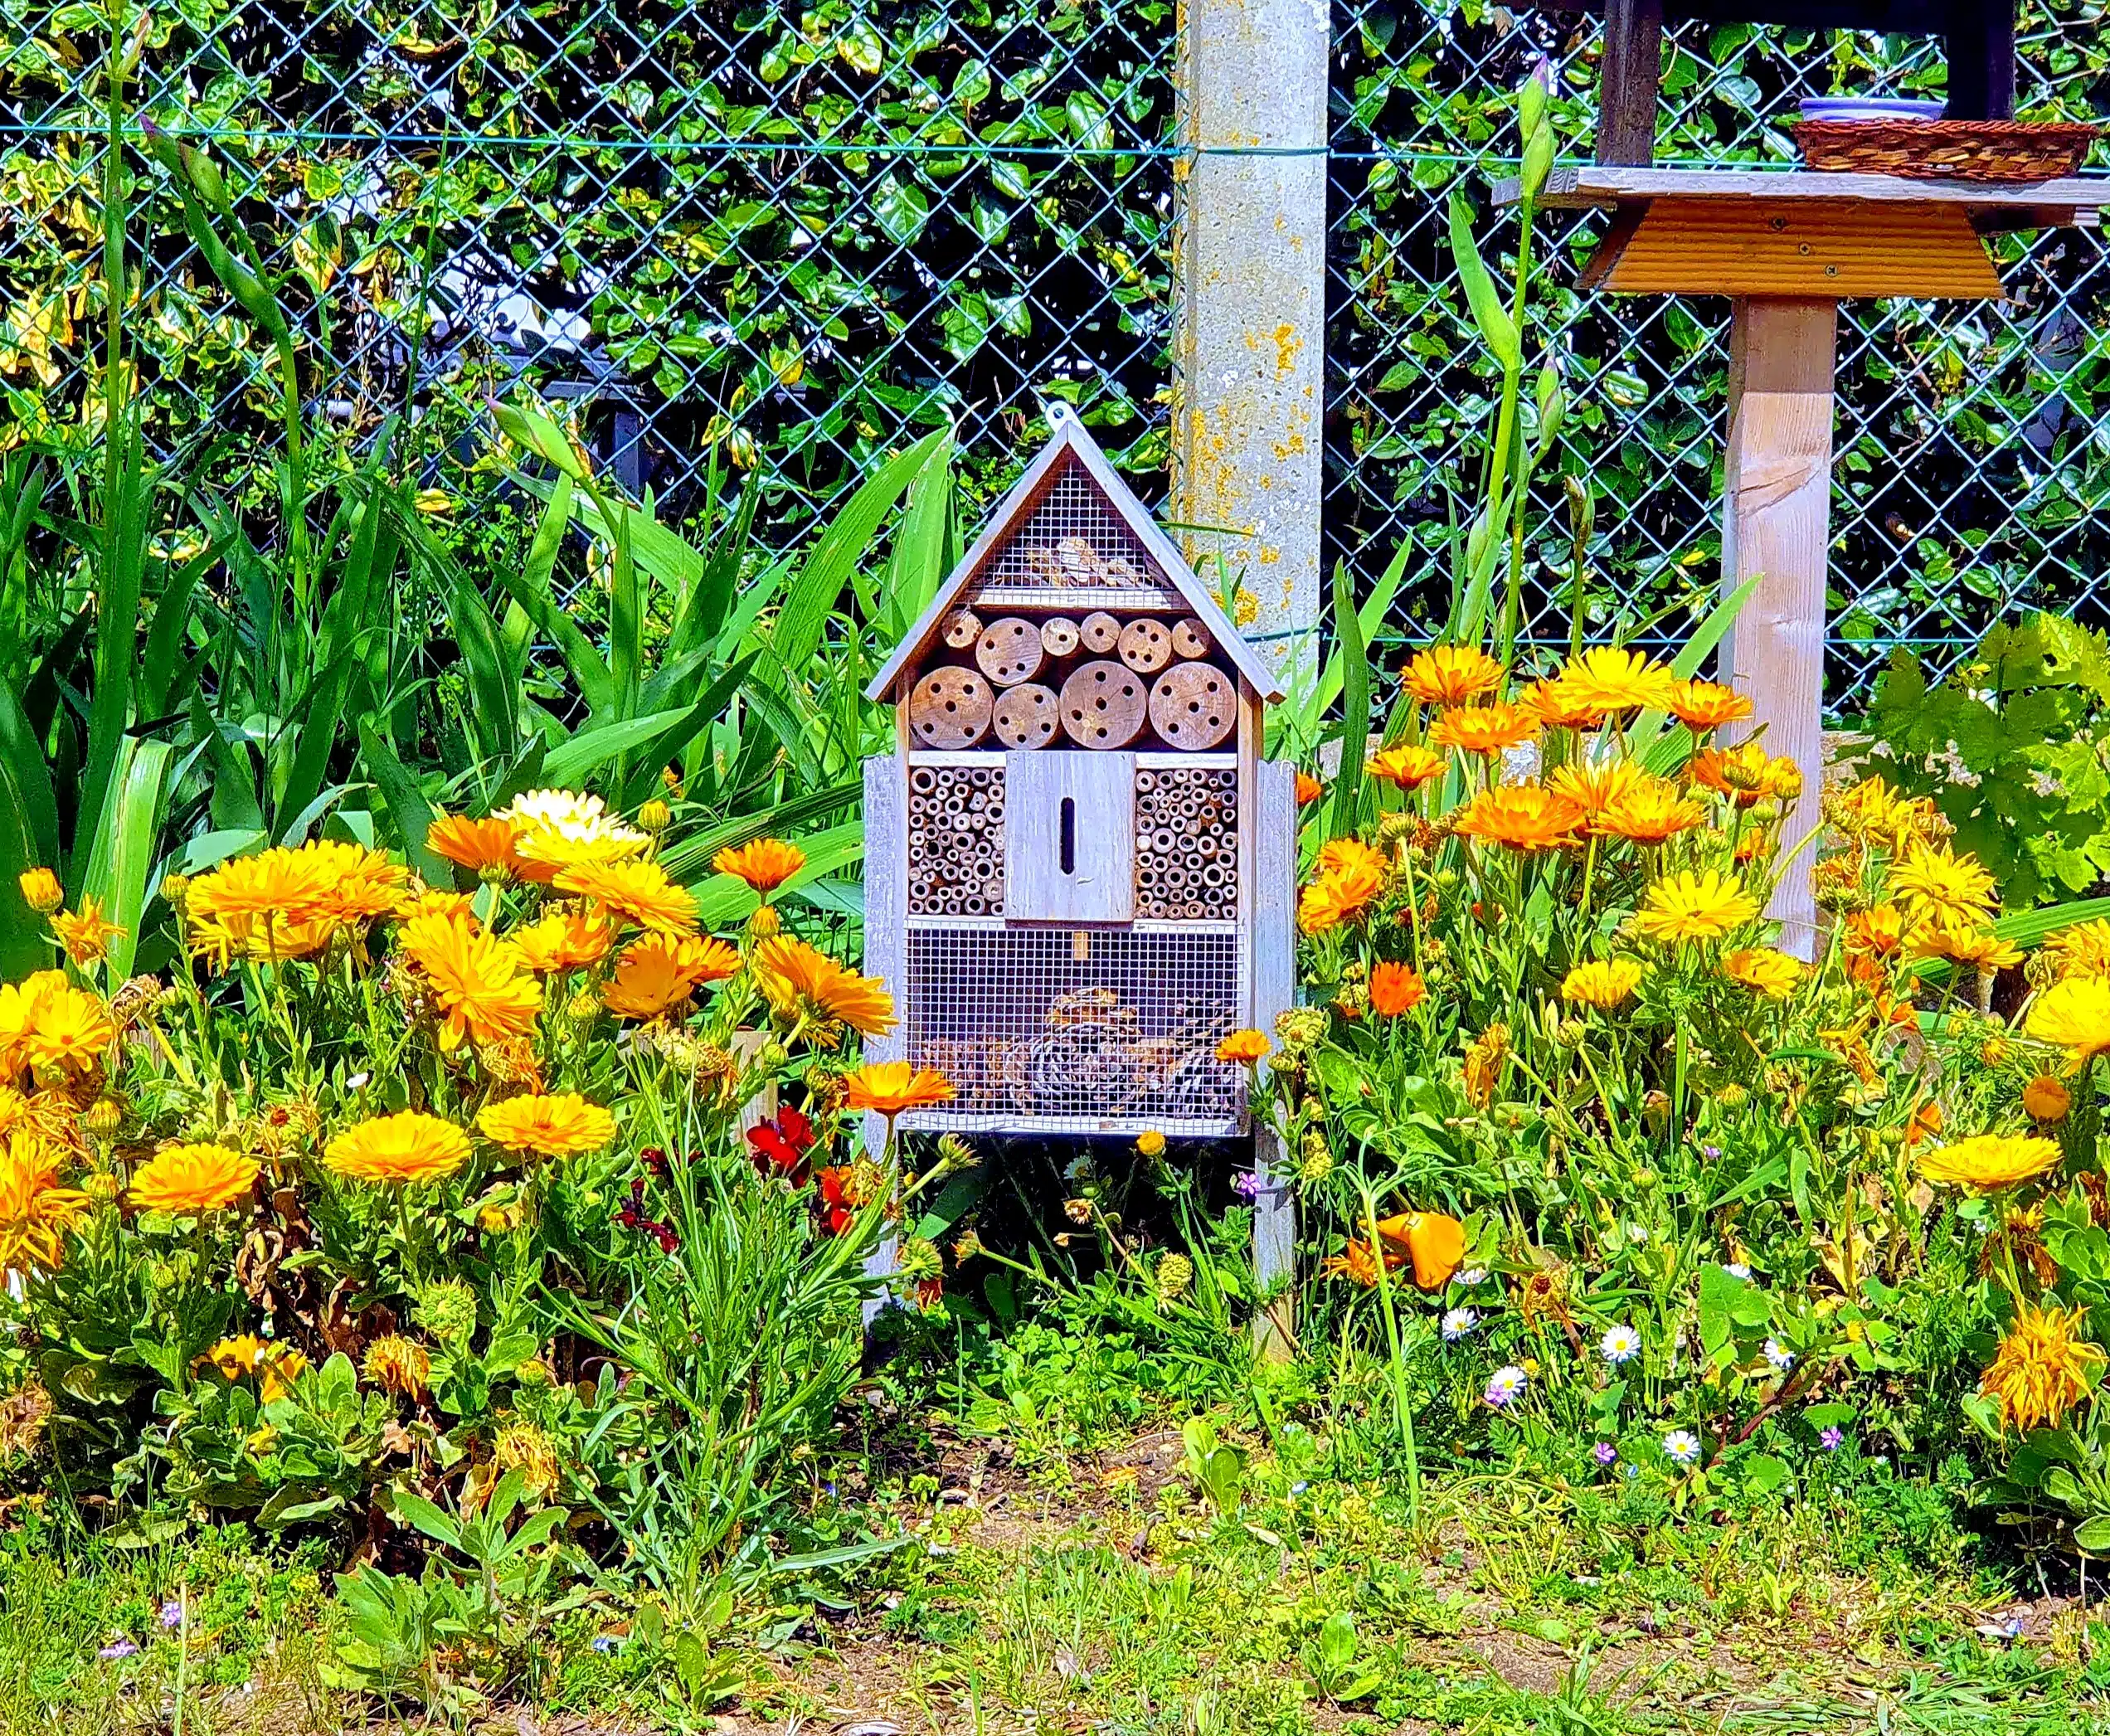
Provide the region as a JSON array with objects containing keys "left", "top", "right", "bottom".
[{"left": 1171, "top": 0, "right": 1330, "bottom": 695}]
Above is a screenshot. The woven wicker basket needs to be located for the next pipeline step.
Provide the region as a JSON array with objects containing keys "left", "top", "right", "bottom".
[{"left": 1791, "top": 119, "right": 2098, "bottom": 182}]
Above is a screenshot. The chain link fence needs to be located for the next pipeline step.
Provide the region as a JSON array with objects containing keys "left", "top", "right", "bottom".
[
  {"left": 2, "top": 0, "right": 2105, "bottom": 711},
  {"left": 1328, "top": 2, "right": 2110, "bottom": 708}
]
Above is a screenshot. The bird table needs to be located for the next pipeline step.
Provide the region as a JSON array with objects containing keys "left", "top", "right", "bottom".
[{"left": 1496, "top": 165, "right": 2110, "bottom": 949}]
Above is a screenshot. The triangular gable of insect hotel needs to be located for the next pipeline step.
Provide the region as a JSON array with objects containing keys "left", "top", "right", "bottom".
[{"left": 860, "top": 407, "right": 1296, "bottom": 1141}]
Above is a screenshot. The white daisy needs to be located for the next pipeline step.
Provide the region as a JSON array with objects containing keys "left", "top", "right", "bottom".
[
  {"left": 1599, "top": 1324, "right": 1641, "bottom": 1365},
  {"left": 1442, "top": 1307, "right": 1477, "bottom": 1342},
  {"left": 1763, "top": 1338, "right": 1794, "bottom": 1371},
  {"left": 1484, "top": 1365, "right": 1529, "bottom": 1409},
  {"left": 1663, "top": 1429, "right": 1701, "bottom": 1466}
]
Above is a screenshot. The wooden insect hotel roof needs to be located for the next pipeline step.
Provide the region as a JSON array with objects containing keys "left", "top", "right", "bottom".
[{"left": 866, "top": 406, "right": 1285, "bottom": 706}]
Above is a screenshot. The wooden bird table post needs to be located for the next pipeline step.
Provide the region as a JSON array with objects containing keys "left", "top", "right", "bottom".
[{"left": 1499, "top": 166, "right": 2110, "bottom": 949}]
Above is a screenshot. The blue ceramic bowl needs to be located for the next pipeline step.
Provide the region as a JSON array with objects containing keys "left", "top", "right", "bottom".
[{"left": 1798, "top": 97, "right": 1947, "bottom": 124}]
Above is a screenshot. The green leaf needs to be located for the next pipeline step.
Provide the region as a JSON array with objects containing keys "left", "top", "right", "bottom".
[
  {"left": 1447, "top": 191, "right": 1519, "bottom": 372},
  {"left": 77, "top": 737, "right": 172, "bottom": 980},
  {"left": 1327, "top": 562, "right": 1370, "bottom": 842},
  {"left": 871, "top": 175, "right": 931, "bottom": 245}
]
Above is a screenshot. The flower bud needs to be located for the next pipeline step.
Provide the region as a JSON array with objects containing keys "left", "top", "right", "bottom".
[
  {"left": 747, "top": 903, "right": 781, "bottom": 940},
  {"left": 639, "top": 799, "right": 672, "bottom": 834},
  {"left": 84, "top": 1097, "right": 128, "bottom": 1139},
  {"left": 17, "top": 868, "right": 62, "bottom": 915}
]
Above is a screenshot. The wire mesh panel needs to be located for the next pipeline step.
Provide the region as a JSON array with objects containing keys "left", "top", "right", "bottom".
[
  {"left": 1325, "top": 2, "right": 2110, "bottom": 710},
  {"left": 965, "top": 454, "right": 1180, "bottom": 607},
  {"left": 901, "top": 926, "right": 1242, "bottom": 1133}
]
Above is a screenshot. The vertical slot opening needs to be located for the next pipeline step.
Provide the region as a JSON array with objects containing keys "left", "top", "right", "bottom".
[{"left": 1059, "top": 797, "right": 1077, "bottom": 875}]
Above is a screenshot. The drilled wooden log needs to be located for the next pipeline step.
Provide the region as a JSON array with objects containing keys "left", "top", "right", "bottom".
[
  {"left": 1118, "top": 617, "right": 1174, "bottom": 674},
  {"left": 975, "top": 616, "right": 1044, "bottom": 688},
  {"left": 992, "top": 682, "right": 1061, "bottom": 749},
  {"left": 941, "top": 608, "right": 983, "bottom": 650},
  {"left": 909, "top": 667, "right": 993, "bottom": 749},
  {"left": 1080, "top": 610, "right": 1121, "bottom": 654},
  {"left": 1041, "top": 616, "right": 1082, "bottom": 659},
  {"left": 1172, "top": 617, "right": 1213, "bottom": 659},
  {"left": 1149, "top": 662, "right": 1236, "bottom": 751},
  {"left": 1058, "top": 659, "right": 1150, "bottom": 749}
]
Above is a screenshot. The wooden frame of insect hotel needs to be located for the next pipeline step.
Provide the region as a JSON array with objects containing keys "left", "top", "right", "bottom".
[{"left": 862, "top": 406, "right": 1297, "bottom": 1161}]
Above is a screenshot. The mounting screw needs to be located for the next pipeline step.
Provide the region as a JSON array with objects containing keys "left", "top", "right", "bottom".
[
  {"left": 1798, "top": 242, "right": 1812, "bottom": 255},
  {"left": 1769, "top": 215, "right": 1788, "bottom": 231}
]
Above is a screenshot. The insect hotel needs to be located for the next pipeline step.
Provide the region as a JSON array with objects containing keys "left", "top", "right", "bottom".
[{"left": 861, "top": 406, "right": 1297, "bottom": 1160}]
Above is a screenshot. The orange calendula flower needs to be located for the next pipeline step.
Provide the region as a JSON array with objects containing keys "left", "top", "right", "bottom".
[
  {"left": 1450, "top": 785, "right": 1583, "bottom": 853},
  {"left": 1845, "top": 903, "right": 1917, "bottom": 960},
  {"left": 601, "top": 934, "right": 741, "bottom": 1021},
  {"left": 508, "top": 906, "right": 616, "bottom": 975},
  {"left": 2023, "top": 1075, "right": 2072, "bottom": 1122},
  {"left": 1429, "top": 703, "right": 1539, "bottom": 757},
  {"left": 427, "top": 814, "right": 523, "bottom": 879},
  {"left": 751, "top": 936, "right": 897, "bottom": 1036},
  {"left": 1980, "top": 1303, "right": 2104, "bottom": 1434},
  {"left": 398, "top": 911, "right": 542, "bottom": 1051},
  {"left": 1369, "top": 960, "right": 1426, "bottom": 1016},
  {"left": 2028, "top": 975, "right": 2110, "bottom": 1066},
  {"left": 1374, "top": 1210, "right": 1466, "bottom": 1291},
  {"left": 552, "top": 858, "right": 700, "bottom": 936},
  {"left": 324, "top": 1111, "right": 471, "bottom": 1186},
  {"left": 844, "top": 1061, "right": 955, "bottom": 1119},
  {"left": 1689, "top": 742, "right": 1796, "bottom": 808},
  {"left": 0, "top": 1133, "right": 90, "bottom": 1275},
  {"left": 1297, "top": 862, "right": 1385, "bottom": 936},
  {"left": 1294, "top": 772, "right": 1324, "bottom": 806},
  {"left": 304, "top": 842, "right": 411, "bottom": 930},
  {"left": 1520, "top": 675, "right": 1607, "bottom": 731},
  {"left": 1556, "top": 646, "right": 1678, "bottom": 715},
  {"left": 1217, "top": 1029, "right": 1270, "bottom": 1066},
  {"left": 49, "top": 898, "right": 123, "bottom": 967},
  {"left": 712, "top": 838, "right": 807, "bottom": 893},
  {"left": 128, "top": 1143, "right": 259, "bottom": 1213},
  {"left": 1723, "top": 946, "right": 1802, "bottom": 999},
  {"left": 1561, "top": 959, "right": 1643, "bottom": 1011},
  {"left": 1665, "top": 678, "right": 1754, "bottom": 733},
  {"left": 1634, "top": 870, "right": 1759, "bottom": 946},
  {"left": 1321, "top": 1236, "right": 1399, "bottom": 1287},
  {"left": 1366, "top": 745, "right": 1446, "bottom": 791},
  {"left": 1401, "top": 644, "right": 1503, "bottom": 708},
  {"left": 477, "top": 1092, "right": 616, "bottom": 1158},
  {"left": 1597, "top": 780, "right": 1705, "bottom": 846},
  {"left": 1918, "top": 1132, "right": 2059, "bottom": 1193}
]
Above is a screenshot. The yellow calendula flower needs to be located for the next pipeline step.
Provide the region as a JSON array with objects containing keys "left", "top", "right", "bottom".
[
  {"left": 1887, "top": 844, "right": 1996, "bottom": 927},
  {"left": 1913, "top": 920, "right": 2022, "bottom": 971},
  {"left": 0, "top": 1133, "right": 89, "bottom": 1276},
  {"left": 552, "top": 857, "right": 700, "bottom": 936},
  {"left": 1400, "top": 644, "right": 1503, "bottom": 708},
  {"left": 1917, "top": 1133, "right": 2059, "bottom": 1193},
  {"left": 1429, "top": 703, "right": 1539, "bottom": 756},
  {"left": 1296, "top": 860, "right": 1385, "bottom": 936},
  {"left": 127, "top": 1143, "right": 259, "bottom": 1214},
  {"left": 1519, "top": 674, "right": 1607, "bottom": 731},
  {"left": 324, "top": 1111, "right": 471, "bottom": 1186},
  {"left": 750, "top": 936, "right": 897, "bottom": 1036},
  {"left": 20, "top": 980, "right": 116, "bottom": 1076},
  {"left": 1664, "top": 679, "right": 1753, "bottom": 734},
  {"left": 844, "top": 1061, "right": 955, "bottom": 1119},
  {"left": 1634, "top": 870, "right": 1759, "bottom": 946},
  {"left": 476, "top": 1092, "right": 616, "bottom": 1159},
  {"left": 1462, "top": 1022, "right": 1509, "bottom": 1109},
  {"left": 49, "top": 898, "right": 123, "bottom": 967},
  {"left": 1980, "top": 1303, "right": 2104, "bottom": 1435},
  {"left": 601, "top": 934, "right": 740, "bottom": 1021},
  {"left": 1555, "top": 645, "right": 1678, "bottom": 715},
  {"left": 502, "top": 790, "right": 649, "bottom": 883},
  {"left": 398, "top": 910, "right": 542, "bottom": 1051},
  {"left": 2023, "top": 1074, "right": 2071, "bottom": 1122},
  {"left": 1597, "top": 780, "right": 1705, "bottom": 846},
  {"left": 16, "top": 868, "right": 62, "bottom": 915},
  {"left": 2044, "top": 919, "right": 2110, "bottom": 985},
  {"left": 1561, "top": 959, "right": 1644, "bottom": 1012},
  {"left": 362, "top": 1334, "right": 432, "bottom": 1398},
  {"left": 508, "top": 906, "right": 615, "bottom": 975},
  {"left": 1548, "top": 758, "right": 1645, "bottom": 824},
  {"left": 2028, "top": 975, "right": 2110, "bottom": 1066},
  {"left": 1722, "top": 946, "right": 1802, "bottom": 999}
]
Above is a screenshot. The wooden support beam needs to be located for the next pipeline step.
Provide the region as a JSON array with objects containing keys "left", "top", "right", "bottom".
[
  {"left": 859, "top": 752, "right": 907, "bottom": 1325},
  {"left": 1250, "top": 757, "right": 1297, "bottom": 1360},
  {"left": 1597, "top": 0, "right": 1665, "bottom": 166},
  {"left": 1585, "top": 197, "right": 2003, "bottom": 298},
  {"left": 1945, "top": 0, "right": 2016, "bottom": 120},
  {"left": 1718, "top": 298, "right": 1835, "bottom": 959}
]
